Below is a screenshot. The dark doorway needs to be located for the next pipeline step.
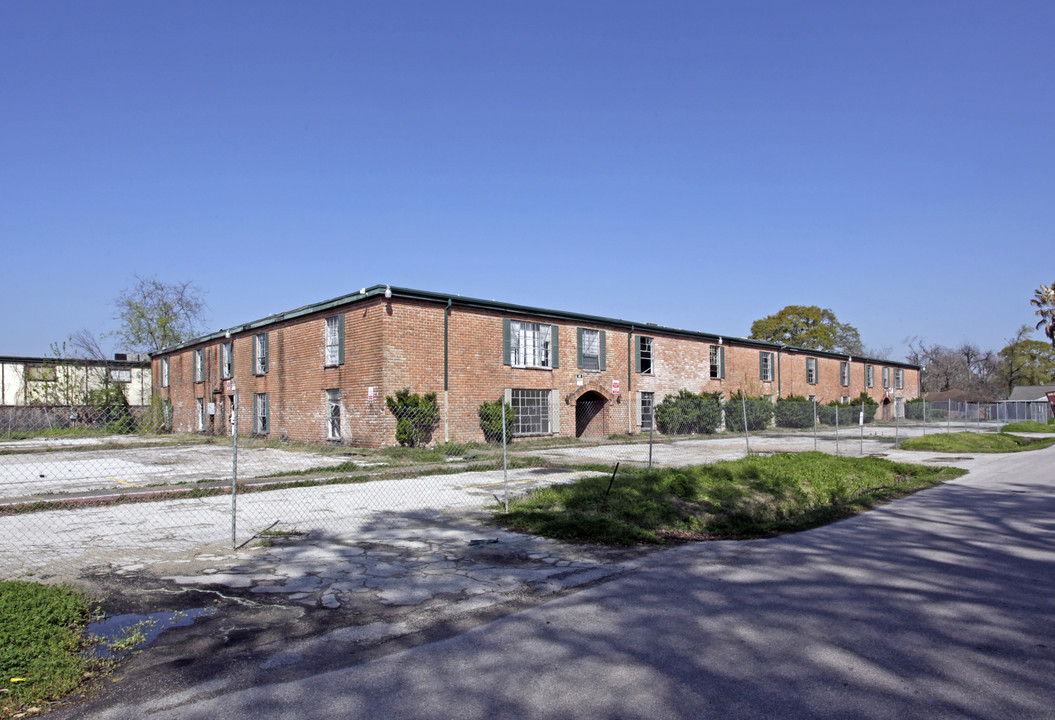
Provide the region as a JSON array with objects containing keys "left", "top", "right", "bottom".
[{"left": 575, "top": 391, "right": 608, "bottom": 438}]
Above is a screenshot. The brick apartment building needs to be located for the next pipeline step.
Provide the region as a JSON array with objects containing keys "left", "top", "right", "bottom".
[{"left": 152, "top": 285, "right": 920, "bottom": 447}]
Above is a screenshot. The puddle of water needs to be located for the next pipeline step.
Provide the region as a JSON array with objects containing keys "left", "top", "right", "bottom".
[{"left": 86, "top": 607, "right": 217, "bottom": 658}]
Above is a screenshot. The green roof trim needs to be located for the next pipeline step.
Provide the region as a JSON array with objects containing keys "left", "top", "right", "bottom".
[{"left": 154, "top": 284, "right": 920, "bottom": 369}]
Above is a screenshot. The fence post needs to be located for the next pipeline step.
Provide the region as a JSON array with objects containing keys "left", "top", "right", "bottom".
[
  {"left": 895, "top": 403, "right": 900, "bottom": 448},
  {"left": 859, "top": 403, "right": 865, "bottom": 456},
  {"left": 231, "top": 388, "right": 239, "bottom": 549},
  {"left": 964, "top": 402, "right": 969, "bottom": 432},
  {"left": 648, "top": 411, "right": 654, "bottom": 472},
  {"left": 741, "top": 393, "right": 750, "bottom": 455},
  {"left": 813, "top": 400, "right": 818, "bottom": 452},
  {"left": 922, "top": 398, "right": 927, "bottom": 436},
  {"left": 835, "top": 402, "right": 841, "bottom": 456},
  {"left": 501, "top": 401, "right": 509, "bottom": 512}
]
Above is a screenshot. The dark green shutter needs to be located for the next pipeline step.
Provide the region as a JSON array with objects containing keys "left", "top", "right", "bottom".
[
  {"left": 719, "top": 346, "right": 725, "bottom": 379},
  {"left": 760, "top": 352, "right": 766, "bottom": 381},
  {"left": 599, "top": 330, "right": 607, "bottom": 371},
  {"left": 635, "top": 336, "right": 642, "bottom": 373},
  {"left": 262, "top": 333, "right": 269, "bottom": 374},
  {"left": 576, "top": 328, "right": 583, "bottom": 369},
  {"left": 264, "top": 393, "right": 270, "bottom": 434},
  {"left": 502, "top": 319, "right": 511, "bottom": 365},
  {"left": 550, "top": 325, "right": 559, "bottom": 368},
  {"left": 337, "top": 314, "right": 345, "bottom": 365}
]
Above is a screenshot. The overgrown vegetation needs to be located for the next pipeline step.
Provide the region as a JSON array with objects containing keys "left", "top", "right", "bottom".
[
  {"left": 85, "top": 385, "right": 135, "bottom": 434},
  {"left": 900, "top": 432, "right": 1055, "bottom": 453},
  {"left": 385, "top": 388, "right": 439, "bottom": 447},
  {"left": 723, "top": 393, "right": 774, "bottom": 432},
  {"left": 0, "top": 581, "right": 102, "bottom": 717},
  {"left": 478, "top": 400, "right": 515, "bottom": 443},
  {"left": 654, "top": 390, "right": 722, "bottom": 434},
  {"left": 494, "top": 452, "right": 964, "bottom": 545},
  {"left": 1000, "top": 420, "right": 1055, "bottom": 433}
]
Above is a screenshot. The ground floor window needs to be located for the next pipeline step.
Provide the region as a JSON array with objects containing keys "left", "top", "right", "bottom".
[
  {"left": 641, "top": 391, "right": 654, "bottom": 431},
  {"left": 327, "top": 389, "right": 341, "bottom": 439},
  {"left": 254, "top": 393, "right": 269, "bottom": 435},
  {"left": 196, "top": 398, "right": 205, "bottom": 431},
  {"left": 512, "top": 389, "right": 550, "bottom": 435}
]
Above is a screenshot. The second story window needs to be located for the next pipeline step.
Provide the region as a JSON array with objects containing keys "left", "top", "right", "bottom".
[
  {"left": 636, "top": 336, "right": 654, "bottom": 374},
  {"left": 806, "top": 358, "right": 818, "bottom": 385},
  {"left": 760, "top": 351, "right": 775, "bottom": 382},
  {"left": 325, "top": 315, "right": 345, "bottom": 366},
  {"left": 709, "top": 346, "right": 725, "bottom": 379},
  {"left": 194, "top": 349, "right": 204, "bottom": 383},
  {"left": 504, "top": 320, "right": 558, "bottom": 369},
  {"left": 840, "top": 361, "right": 851, "bottom": 387},
  {"left": 866, "top": 365, "right": 875, "bottom": 388},
  {"left": 254, "top": 333, "right": 269, "bottom": 375},
  {"left": 221, "top": 341, "right": 233, "bottom": 379},
  {"left": 160, "top": 358, "right": 169, "bottom": 388},
  {"left": 578, "top": 328, "right": 605, "bottom": 371}
]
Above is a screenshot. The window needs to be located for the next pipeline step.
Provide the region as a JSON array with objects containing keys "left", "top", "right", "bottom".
[
  {"left": 161, "top": 358, "right": 169, "bottom": 388},
  {"left": 26, "top": 364, "right": 56, "bottom": 382},
  {"left": 505, "top": 320, "right": 558, "bottom": 369},
  {"left": 806, "top": 358, "right": 818, "bottom": 385},
  {"left": 511, "top": 389, "right": 551, "bottom": 435},
  {"left": 709, "top": 346, "right": 725, "bottom": 379},
  {"left": 109, "top": 368, "right": 132, "bottom": 383},
  {"left": 196, "top": 398, "right": 205, "bottom": 431},
  {"left": 636, "top": 336, "right": 654, "bottom": 374},
  {"left": 577, "top": 328, "right": 605, "bottom": 371},
  {"left": 840, "top": 361, "right": 851, "bottom": 387},
  {"left": 882, "top": 367, "right": 891, "bottom": 389},
  {"left": 254, "top": 393, "right": 270, "bottom": 435},
  {"left": 841, "top": 395, "right": 851, "bottom": 404},
  {"left": 325, "top": 315, "right": 345, "bottom": 366},
  {"left": 221, "top": 341, "right": 233, "bottom": 379},
  {"left": 254, "top": 333, "right": 269, "bottom": 375},
  {"left": 866, "top": 365, "right": 875, "bottom": 388},
  {"left": 327, "top": 389, "right": 341, "bottom": 440},
  {"left": 760, "top": 352, "right": 775, "bottom": 382},
  {"left": 894, "top": 369, "right": 905, "bottom": 389},
  {"left": 194, "top": 349, "right": 204, "bottom": 383},
  {"left": 641, "top": 391, "right": 654, "bottom": 431}
]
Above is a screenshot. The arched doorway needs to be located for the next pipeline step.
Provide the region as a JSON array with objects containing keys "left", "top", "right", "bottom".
[
  {"left": 575, "top": 390, "right": 609, "bottom": 438},
  {"left": 880, "top": 397, "right": 892, "bottom": 421}
]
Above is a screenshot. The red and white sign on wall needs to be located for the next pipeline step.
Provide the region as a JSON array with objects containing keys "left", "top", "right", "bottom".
[
  {"left": 1046, "top": 391, "right": 1055, "bottom": 413},
  {"left": 612, "top": 380, "right": 620, "bottom": 395}
]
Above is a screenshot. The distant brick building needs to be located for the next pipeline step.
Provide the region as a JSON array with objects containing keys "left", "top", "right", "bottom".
[{"left": 152, "top": 285, "right": 920, "bottom": 446}]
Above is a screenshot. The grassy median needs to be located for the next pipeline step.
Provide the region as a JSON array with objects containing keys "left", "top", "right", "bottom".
[
  {"left": 494, "top": 452, "right": 966, "bottom": 545},
  {"left": 900, "top": 432, "right": 1055, "bottom": 453}
]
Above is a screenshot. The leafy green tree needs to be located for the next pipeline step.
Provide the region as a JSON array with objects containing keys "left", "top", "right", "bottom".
[
  {"left": 749, "top": 305, "right": 863, "bottom": 354},
  {"left": 114, "top": 275, "right": 208, "bottom": 353},
  {"left": 1032, "top": 282, "right": 1055, "bottom": 349},
  {"left": 998, "top": 326, "right": 1055, "bottom": 393},
  {"left": 86, "top": 385, "right": 135, "bottom": 434}
]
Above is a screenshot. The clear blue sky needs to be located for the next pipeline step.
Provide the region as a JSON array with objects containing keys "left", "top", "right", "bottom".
[{"left": 3, "top": 1, "right": 1052, "bottom": 361}]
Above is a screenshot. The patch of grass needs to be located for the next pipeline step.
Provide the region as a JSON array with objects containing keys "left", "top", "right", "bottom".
[
  {"left": 0, "top": 581, "right": 104, "bottom": 717},
  {"left": 999, "top": 420, "right": 1055, "bottom": 433},
  {"left": 493, "top": 452, "right": 966, "bottom": 545},
  {"left": 900, "top": 432, "right": 1055, "bottom": 453}
]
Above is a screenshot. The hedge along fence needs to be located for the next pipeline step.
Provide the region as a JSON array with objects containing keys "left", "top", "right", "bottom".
[
  {"left": 724, "top": 392, "right": 774, "bottom": 432},
  {"left": 654, "top": 390, "right": 723, "bottom": 435},
  {"left": 774, "top": 395, "right": 815, "bottom": 429}
]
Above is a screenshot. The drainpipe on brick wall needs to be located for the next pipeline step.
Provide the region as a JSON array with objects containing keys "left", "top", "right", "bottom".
[
  {"left": 627, "top": 325, "right": 634, "bottom": 434},
  {"left": 444, "top": 298, "right": 451, "bottom": 443},
  {"left": 776, "top": 345, "right": 783, "bottom": 398}
]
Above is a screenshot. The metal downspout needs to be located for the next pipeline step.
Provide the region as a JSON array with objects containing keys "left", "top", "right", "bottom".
[
  {"left": 627, "top": 325, "right": 634, "bottom": 433},
  {"left": 444, "top": 298, "right": 451, "bottom": 442}
]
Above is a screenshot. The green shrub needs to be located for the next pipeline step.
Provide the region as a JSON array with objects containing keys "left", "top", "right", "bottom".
[
  {"left": 478, "top": 400, "right": 515, "bottom": 443},
  {"left": 774, "top": 395, "right": 815, "bottom": 429},
  {"left": 385, "top": 388, "right": 439, "bottom": 447},
  {"left": 905, "top": 398, "right": 928, "bottom": 420},
  {"left": 724, "top": 393, "right": 774, "bottom": 432},
  {"left": 819, "top": 393, "right": 878, "bottom": 426},
  {"left": 654, "top": 390, "right": 723, "bottom": 434},
  {"left": 87, "top": 385, "right": 135, "bottom": 434}
]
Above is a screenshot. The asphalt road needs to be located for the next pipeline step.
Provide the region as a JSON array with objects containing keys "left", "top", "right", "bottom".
[{"left": 80, "top": 447, "right": 1055, "bottom": 719}]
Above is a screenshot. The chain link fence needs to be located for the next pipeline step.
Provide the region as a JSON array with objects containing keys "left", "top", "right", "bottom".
[{"left": 2, "top": 396, "right": 1052, "bottom": 581}]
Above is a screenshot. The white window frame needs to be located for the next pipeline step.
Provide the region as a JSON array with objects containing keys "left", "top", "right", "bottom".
[
  {"left": 326, "top": 389, "right": 341, "bottom": 440},
  {"left": 866, "top": 365, "right": 875, "bottom": 388},
  {"left": 760, "top": 352, "right": 775, "bottom": 382},
  {"left": 194, "top": 349, "right": 204, "bottom": 383},
  {"left": 161, "top": 358, "right": 169, "bottom": 388},
  {"left": 882, "top": 367, "right": 891, "bottom": 389},
  {"left": 254, "top": 333, "right": 268, "bottom": 375},
  {"left": 637, "top": 336, "right": 654, "bottom": 374},
  {"left": 806, "top": 358, "right": 818, "bottom": 385},
  {"left": 221, "top": 341, "right": 233, "bottom": 379},
  {"left": 511, "top": 321, "right": 553, "bottom": 369},
  {"left": 109, "top": 368, "right": 132, "bottom": 383},
  {"left": 840, "top": 361, "right": 851, "bottom": 387},
  {"left": 254, "top": 393, "right": 269, "bottom": 435},
  {"left": 709, "top": 346, "right": 725, "bottom": 380},
  {"left": 580, "top": 329, "right": 600, "bottom": 371},
  {"left": 641, "top": 391, "right": 655, "bottom": 431},
  {"left": 196, "top": 397, "right": 205, "bottom": 431},
  {"left": 894, "top": 369, "right": 905, "bottom": 390},
  {"left": 510, "top": 388, "right": 552, "bottom": 435},
  {"left": 325, "top": 317, "right": 341, "bottom": 366}
]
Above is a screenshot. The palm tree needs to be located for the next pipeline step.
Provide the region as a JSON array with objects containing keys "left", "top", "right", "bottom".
[{"left": 1032, "top": 283, "right": 1055, "bottom": 348}]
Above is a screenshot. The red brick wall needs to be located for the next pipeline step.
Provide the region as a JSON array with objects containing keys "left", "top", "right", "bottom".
[{"left": 154, "top": 296, "right": 920, "bottom": 446}]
